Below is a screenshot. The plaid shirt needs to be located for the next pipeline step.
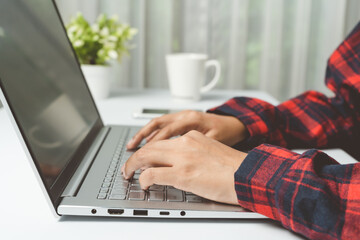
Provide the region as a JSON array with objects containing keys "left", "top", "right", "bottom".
[{"left": 209, "top": 23, "right": 360, "bottom": 239}]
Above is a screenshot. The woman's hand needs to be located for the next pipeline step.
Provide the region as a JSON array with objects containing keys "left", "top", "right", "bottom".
[
  {"left": 127, "top": 110, "right": 248, "bottom": 149},
  {"left": 123, "top": 130, "right": 247, "bottom": 205}
]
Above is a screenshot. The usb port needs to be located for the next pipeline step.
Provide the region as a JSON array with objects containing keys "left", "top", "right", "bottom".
[{"left": 133, "top": 210, "right": 148, "bottom": 216}]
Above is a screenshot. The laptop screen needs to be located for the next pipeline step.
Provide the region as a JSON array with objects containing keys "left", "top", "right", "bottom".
[{"left": 0, "top": 0, "right": 103, "bottom": 203}]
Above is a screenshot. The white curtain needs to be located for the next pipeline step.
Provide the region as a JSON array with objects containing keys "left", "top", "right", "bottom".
[{"left": 54, "top": 0, "right": 359, "bottom": 101}]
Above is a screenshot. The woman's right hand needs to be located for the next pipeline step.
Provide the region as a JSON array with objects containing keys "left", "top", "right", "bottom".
[{"left": 126, "top": 110, "right": 248, "bottom": 149}]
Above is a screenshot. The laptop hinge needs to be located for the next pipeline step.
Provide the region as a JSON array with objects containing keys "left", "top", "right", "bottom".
[{"left": 61, "top": 126, "right": 110, "bottom": 197}]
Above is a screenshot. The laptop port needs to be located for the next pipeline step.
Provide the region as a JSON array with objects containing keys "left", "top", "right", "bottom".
[
  {"left": 108, "top": 209, "right": 124, "bottom": 215},
  {"left": 159, "top": 211, "right": 170, "bottom": 216},
  {"left": 133, "top": 210, "right": 148, "bottom": 216}
]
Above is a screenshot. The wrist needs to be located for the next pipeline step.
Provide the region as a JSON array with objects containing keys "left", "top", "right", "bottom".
[
  {"left": 224, "top": 115, "right": 249, "bottom": 145},
  {"left": 215, "top": 114, "right": 249, "bottom": 146},
  {"left": 234, "top": 151, "right": 247, "bottom": 172}
]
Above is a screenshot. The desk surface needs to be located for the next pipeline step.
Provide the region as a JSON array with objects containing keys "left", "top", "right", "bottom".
[{"left": 0, "top": 89, "right": 356, "bottom": 240}]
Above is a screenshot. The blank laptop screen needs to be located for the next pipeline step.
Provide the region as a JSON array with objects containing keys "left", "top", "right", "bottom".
[{"left": 0, "top": 0, "right": 101, "bottom": 196}]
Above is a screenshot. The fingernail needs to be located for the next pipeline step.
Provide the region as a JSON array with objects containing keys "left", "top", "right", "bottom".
[{"left": 127, "top": 138, "right": 134, "bottom": 145}]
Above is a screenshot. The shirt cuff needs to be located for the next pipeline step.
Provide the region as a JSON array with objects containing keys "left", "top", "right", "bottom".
[
  {"left": 234, "top": 143, "right": 299, "bottom": 220},
  {"left": 207, "top": 97, "right": 271, "bottom": 147}
]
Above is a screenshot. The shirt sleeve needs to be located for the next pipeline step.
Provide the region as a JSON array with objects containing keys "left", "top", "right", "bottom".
[
  {"left": 208, "top": 22, "right": 360, "bottom": 239},
  {"left": 207, "top": 23, "right": 360, "bottom": 152},
  {"left": 236, "top": 144, "right": 360, "bottom": 240}
]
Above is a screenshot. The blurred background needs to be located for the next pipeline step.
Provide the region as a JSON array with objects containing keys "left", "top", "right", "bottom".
[{"left": 3, "top": 0, "right": 360, "bottom": 105}]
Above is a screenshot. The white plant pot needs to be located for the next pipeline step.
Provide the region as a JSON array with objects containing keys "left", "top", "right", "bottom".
[{"left": 81, "top": 65, "right": 111, "bottom": 100}]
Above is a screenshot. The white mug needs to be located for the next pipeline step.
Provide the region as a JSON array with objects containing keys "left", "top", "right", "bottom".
[{"left": 166, "top": 53, "right": 221, "bottom": 101}]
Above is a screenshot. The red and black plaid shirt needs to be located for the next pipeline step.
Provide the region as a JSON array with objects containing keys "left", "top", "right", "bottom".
[{"left": 209, "top": 23, "right": 360, "bottom": 239}]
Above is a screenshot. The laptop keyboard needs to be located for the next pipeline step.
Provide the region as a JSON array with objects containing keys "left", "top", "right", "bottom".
[{"left": 97, "top": 128, "right": 204, "bottom": 203}]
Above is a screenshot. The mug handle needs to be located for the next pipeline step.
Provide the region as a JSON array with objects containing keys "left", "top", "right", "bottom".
[{"left": 201, "top": 60, "right": 221, "bottom": 93}]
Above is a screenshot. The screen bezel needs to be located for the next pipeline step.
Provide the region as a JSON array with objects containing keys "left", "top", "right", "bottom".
[{"left": 0, "top": 0, "right": 105, "bottom": 210}]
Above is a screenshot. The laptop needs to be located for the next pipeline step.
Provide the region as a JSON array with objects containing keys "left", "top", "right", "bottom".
[{"left": 0, "top": 0, "right": 264, "bottom": 219}]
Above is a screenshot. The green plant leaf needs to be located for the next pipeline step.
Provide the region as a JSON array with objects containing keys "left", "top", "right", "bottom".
[{"left": 66, "top": 12, "right": 137, "bottom": 65}]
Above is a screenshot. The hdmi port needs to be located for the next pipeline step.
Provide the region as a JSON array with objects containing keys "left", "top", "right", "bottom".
[{"left": 108, "top": 209, "right": 124, "bottom": 215}]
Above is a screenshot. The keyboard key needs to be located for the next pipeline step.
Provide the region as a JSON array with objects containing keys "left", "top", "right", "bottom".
[
  {"left": 97, "top": 193, "right": 107, "bottom": 199},
  {"left": 167, "top": 189, "right": 184, "bottom": 202},
  {"left": 100, "top": 188, "right": 109, "bottom": 193},
  {"left": 102, "top": 183, "right": 111, "bottom": 188},
  {"left": 186, "top": 195, "right": 203, "bottom": 203},
  {"left": 132, "top": 173, "right": 140, "bottom": 180},
  {"left": 114, "top": 174, "right": 126, "bottom": 179},
  {"left": 111, "top": 188, "right": 127, "bottom": 195},
  {"left": 149, "top": 185, "right": 165, "bottom": 191},
  {"left": 113, "top": 182, "right": 128, "bottom": 188},
  {"left": 114, "top": 176, "right": 129, "bottom": 182},
  {"left": 131, "top": 179, "right": 140, "bottom": 185},
  {"left": 106, "top": 173, "right": 114, "bottom": 178},
  {"left": 148, "top": 191, "right": 164, "bottom": 201},
  {"left": 118, "top": 176, "right": 128, "bottom": 181},
  {"left": 116, "top": 174, "right": 124, "bottom": 179},
  {"left": 130, "top": 185, "right": 143, "bottom": 191},
  {"left": 109, "top": 194, "right": 126, "bottom": 200},
  {"left": 112, "top": 186, "right": 127, "bottom": 192},
  {"left": 128, "top": 191, "right": 145, "bottom": 201},
  {"left": 114, "top": 176, "right": 127, "bottom": 183}
]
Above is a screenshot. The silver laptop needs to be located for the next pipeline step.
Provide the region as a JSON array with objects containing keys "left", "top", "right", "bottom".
[{"left": 0, "top": 0, "right": 264, "bottom": 219}]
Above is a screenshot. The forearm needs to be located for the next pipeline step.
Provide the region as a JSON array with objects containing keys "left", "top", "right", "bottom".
[
  {"left": 208, "top": 88, "right": 360, "bottom": 150},
  {"left": 208, "top": 21, "right": 360, "bottom": 150},
  {"left": 235, "top": 144, "right": 360, "bottom": 239}
]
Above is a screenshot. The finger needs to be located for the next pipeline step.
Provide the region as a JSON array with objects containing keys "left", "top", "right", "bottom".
[
  {"left": 145, "top": 129, "right": 160, "bottom": 142},
  {"left": 127, "top": 114, "right": 177, "bottom": 149},
  {"left": 123, "top": 141, "right": 174, "bottom": 179},
  {"left": 149, "top": 121, "right": 192, "bottom": 142},
  {"left": 204, "top": 129, "right": 217, "bottom": 140},
  {"left": 139, "top": 167, "right": 176, "bottom": 190},
  {"left": 184, "top": 129, "right": 205, "bottom": 139},
  {"left": 126, "top": 119, "right": 163, "bottom": 149}
]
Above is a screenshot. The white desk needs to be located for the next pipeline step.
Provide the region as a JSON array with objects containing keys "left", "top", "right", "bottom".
[{"left": 0, "top": 89, "right": 356, "bottom": 240}]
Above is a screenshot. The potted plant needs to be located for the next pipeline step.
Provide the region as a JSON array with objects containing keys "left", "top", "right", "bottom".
[{"left": 66, "top": 13, "right": 137, "bottom": 99}]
